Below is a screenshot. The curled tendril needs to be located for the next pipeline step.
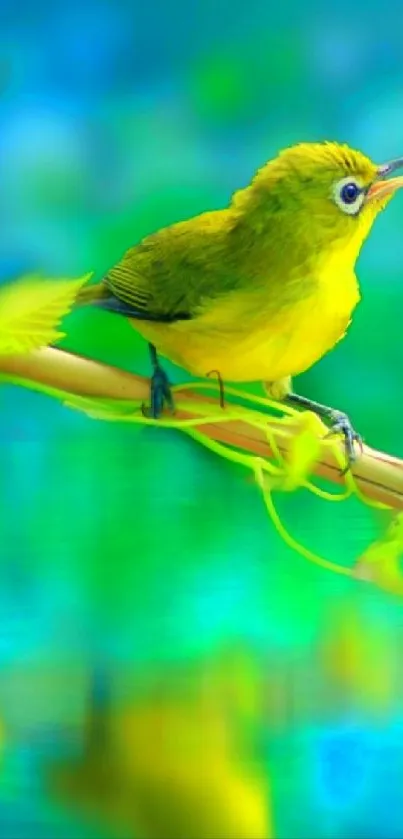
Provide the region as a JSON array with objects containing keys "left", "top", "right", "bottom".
[{"left": 0, "top": 371, "right": 397, "bottom": 589}]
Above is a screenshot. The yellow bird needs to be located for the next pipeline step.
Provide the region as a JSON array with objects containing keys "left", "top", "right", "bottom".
[{"left": 77, "top": 141, "right": 403, "bottom": 464}]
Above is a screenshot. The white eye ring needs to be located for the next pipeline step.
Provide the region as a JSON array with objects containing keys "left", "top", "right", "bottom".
[{"left": 332, "top": 176, "right": 365, "bottom": 216}]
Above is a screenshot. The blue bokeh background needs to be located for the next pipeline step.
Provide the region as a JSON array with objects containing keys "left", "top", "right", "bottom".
[{"left": 1, "top": 2, "right": 403, "bottom": 837}]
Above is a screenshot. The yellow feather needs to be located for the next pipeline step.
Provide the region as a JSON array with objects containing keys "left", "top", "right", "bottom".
[{"left": 129, "top": 241, "right": 361, "bottom": 382}]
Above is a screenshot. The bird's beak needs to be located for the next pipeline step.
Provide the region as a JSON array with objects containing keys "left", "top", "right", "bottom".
[{"left": 367, "top": 157, "right": 403, "bottom": 201}]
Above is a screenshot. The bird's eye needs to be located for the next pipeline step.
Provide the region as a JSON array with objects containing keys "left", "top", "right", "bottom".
[
  {"left": 341, "top": 182, "right": 360, "bottom": 203},
  {"left": 332, "top": 177, "right": 365, "bottom": 216}
]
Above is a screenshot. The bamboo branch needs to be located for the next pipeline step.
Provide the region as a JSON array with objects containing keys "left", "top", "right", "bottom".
[{"left": 0, "top": 347, "right": 402, "bottom": 511}]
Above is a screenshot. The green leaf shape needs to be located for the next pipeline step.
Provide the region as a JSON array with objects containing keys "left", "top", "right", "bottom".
[
  {"left": 354, "top": 512, "right": 403, "bottom": 595},
  {"left": 281, "top": 411, "right": 324, "bottom": 490},
  {"left": 0, "top": 273, "right": 93, "bottom": 354}
]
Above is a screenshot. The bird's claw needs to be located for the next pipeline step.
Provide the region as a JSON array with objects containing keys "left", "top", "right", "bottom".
[
  {"left": 141, "top": 367, "right": 175, "bottom": 419},
  {"left": 324, "top": 410, "right": 363, "bottom": 474}
]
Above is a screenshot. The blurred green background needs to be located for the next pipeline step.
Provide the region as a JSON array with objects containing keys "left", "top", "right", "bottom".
[{"left": 0, "top": 1, "right": 403, "bottom": 837}]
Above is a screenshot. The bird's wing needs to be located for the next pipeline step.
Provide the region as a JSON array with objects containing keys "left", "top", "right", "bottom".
[{"left": 103, "top": 210, "right": 234, "bottom": 323}]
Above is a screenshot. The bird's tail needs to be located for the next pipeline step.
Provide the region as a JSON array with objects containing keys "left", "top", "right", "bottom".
[
  {"left": 74, "top": 280, "right": 110, "bottom": 308},
  {"left": 74, "top": 275, "right": 159, "bottom": 318}
]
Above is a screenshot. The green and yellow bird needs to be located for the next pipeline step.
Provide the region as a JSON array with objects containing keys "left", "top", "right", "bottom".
[{"left": 77, "top": 141, "right": 403, "bottom": 464}]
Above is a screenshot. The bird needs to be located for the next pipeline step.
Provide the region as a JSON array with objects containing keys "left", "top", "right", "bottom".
[{"left": 76, "top": 141, "right": 403, "bottom": 467}]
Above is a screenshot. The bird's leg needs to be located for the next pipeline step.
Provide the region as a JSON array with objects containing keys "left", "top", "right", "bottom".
[
  {"left": 285, "top": 392, "right": 363, "bottom": 472},
  {"left": 142, "top": 343, "right": 175, "bottom": 419}
]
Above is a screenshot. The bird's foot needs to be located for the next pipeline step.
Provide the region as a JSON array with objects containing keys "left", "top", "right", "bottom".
[
  {"left": 284, "top": 393, "right": 363, "bottom": 475},
  {"left": 142, "top": 366, "right": 175, "bottom": 419},
  {"left": 324, "top": 410, "right": 363, "bottom": 474}
]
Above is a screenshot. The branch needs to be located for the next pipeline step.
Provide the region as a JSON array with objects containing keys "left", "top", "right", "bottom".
[{"left": 1, "top": 347, "right": 402, "bottom": 511}]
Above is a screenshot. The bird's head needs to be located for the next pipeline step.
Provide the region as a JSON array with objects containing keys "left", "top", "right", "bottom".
[{"left": 232, "top": 141, "right": 403, "bottom": 264}]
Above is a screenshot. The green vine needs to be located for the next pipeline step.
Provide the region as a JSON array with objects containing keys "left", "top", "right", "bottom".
[
  {"left": 0, "top": 273, "right": 401, "bottom": 595},
  {"left": 2, "top": 368, "right": 402, "bottom": 593}
]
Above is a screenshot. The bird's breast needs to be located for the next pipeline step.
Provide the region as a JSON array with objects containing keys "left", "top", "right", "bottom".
[{"left": 132, "top": 264, "right": 361, "bottom": 383}]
